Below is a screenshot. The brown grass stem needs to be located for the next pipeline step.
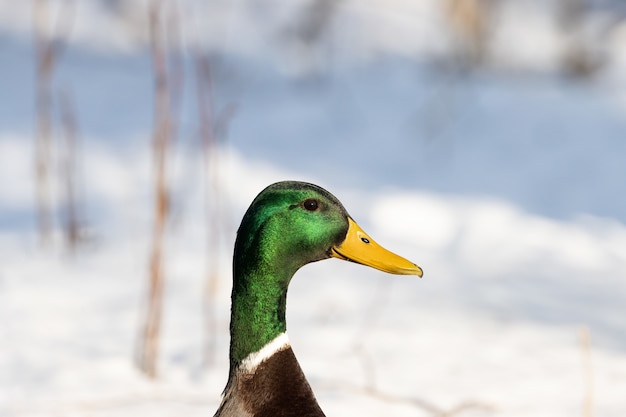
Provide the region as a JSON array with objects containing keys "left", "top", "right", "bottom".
[
  {"left": 58, "top": 89, "right": 82, "bottom": 252},
  {"left": 195, "top": 55, "right": 223, "bottom": 367},
  {"left": 33, "top": 0, "right": 74, "bottom": 245},
  {"left": 136, "top": 0, "right": 183, "bottom": 378}
]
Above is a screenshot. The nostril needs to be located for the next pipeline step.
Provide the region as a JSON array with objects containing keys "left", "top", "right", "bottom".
[{"left": 361, "top": 237, "right": 370, "bottom": 244}]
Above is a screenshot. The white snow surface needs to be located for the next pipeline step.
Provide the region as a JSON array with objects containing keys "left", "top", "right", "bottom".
[{"left": 2, "top": 1, "right": 626, "bottom": 417}]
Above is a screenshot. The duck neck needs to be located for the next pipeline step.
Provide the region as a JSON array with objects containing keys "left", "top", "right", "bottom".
[{"left": 229, "top": 256, "right": 294, "bottom": 372}]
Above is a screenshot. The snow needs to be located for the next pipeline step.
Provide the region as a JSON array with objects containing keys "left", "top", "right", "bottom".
[{"left": 2, "top": 1, "right": 626, "bottom": 417}]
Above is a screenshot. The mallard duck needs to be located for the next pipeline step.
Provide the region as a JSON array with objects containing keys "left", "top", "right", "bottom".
[{"left": 214, "top": 181, "right": 423, "bottom": 417}]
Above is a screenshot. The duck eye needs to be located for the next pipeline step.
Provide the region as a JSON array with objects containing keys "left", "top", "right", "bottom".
[{"left": 302, "top": 198, "right": 319, "bottom": 211}]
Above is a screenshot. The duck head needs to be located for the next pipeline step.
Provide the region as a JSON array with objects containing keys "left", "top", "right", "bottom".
[{"left": 235, "top": 181, "right": 423, "bottom": 282}]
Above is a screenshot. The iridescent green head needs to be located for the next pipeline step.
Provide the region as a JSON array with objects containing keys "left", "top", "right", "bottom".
[
  {"left": 229, "top": 181, "right": 422, "bottom": 369},
  {"left": 234, "top": 181, "right": 350, "bottom": 285}
]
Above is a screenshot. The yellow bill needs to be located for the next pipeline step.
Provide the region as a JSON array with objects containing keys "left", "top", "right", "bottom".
[{"left": 331, "top": 217, "right": 423, "bottom": 277}]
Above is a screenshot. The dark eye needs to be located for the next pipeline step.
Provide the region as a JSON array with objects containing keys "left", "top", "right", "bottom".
[{"left": 302, "top": 198, "right": 319, "bottom": 211}]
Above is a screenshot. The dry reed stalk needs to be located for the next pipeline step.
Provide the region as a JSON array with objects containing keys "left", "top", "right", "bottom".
[
  {"left": 195, "top": 56, "right": 220, "bottom": 366},
  {"left": 33, "top": 0, "right": 73, "bottom": 245},
  {"left": 194, "top": 55, "right": 238, "bottom": 366},
  {"left": 443, "top": 0, "right": 493, "bottom": 68},
  {"left": 136, "top": 0, "right": 182, "bottom": 378},
  {"left": 58, "top": 89, "right": 82, "bottom": 251},
  {"left": 558, "top": 0, "right": 601, "bottom": 77},
  {"left": 34, "top": 0, "right": 54, "bottom": 246}
]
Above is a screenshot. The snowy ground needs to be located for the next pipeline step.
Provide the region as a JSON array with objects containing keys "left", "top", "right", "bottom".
[{"left": 2, "top": 1, "right": 626, "bottom": 417}]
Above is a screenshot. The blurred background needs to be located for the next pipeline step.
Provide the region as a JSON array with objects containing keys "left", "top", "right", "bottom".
[{"left": 1, "top": 1, "right": 626, "bottom": 416}]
